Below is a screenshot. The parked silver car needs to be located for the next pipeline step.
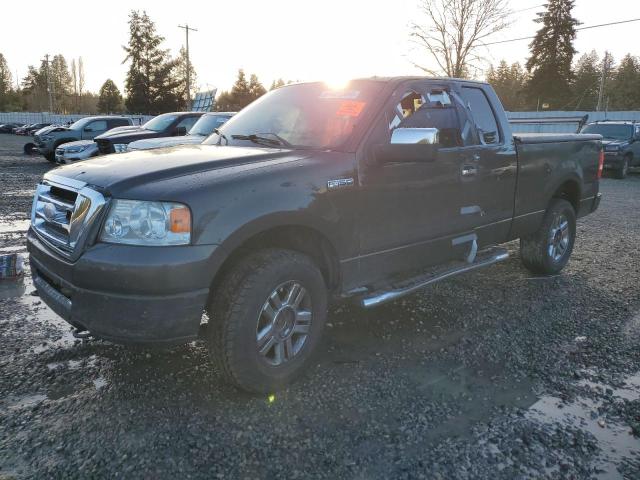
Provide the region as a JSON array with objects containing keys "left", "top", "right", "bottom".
[
  {"left": 54, "top": 140, "right": 99, "bottom": 164},
  {"left": 126, "top": 112, "right": 235, "bottom": 151}
]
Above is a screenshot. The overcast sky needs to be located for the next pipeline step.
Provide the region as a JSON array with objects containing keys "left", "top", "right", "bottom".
[{"left": 1, "top": 0, "right": 636, "bottom": 95}]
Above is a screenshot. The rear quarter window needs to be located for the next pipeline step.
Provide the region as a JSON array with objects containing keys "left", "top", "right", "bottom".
[{"left": 460, "top": 87, "right": 500, "bottom": 145}]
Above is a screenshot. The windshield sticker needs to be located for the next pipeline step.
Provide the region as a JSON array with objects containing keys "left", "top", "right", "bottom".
[
  {"left": 320, "top": 90, "right": 360, "bottom": 100},
  {"left": 336, "top": 101, "right": 366, "bottom": 117}
]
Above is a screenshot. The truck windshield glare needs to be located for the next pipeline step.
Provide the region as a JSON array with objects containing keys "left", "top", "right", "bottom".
[{"left": 204, "top": 82, "right": 384, "bottom": 150}]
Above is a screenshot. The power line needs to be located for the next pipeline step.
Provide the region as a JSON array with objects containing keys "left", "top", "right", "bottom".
[
  {"left": 511, "top": 4, "right": 544, "bottom": 14},
  {"left": 482, "top": 17, "right": 640, "bottom": 47}
]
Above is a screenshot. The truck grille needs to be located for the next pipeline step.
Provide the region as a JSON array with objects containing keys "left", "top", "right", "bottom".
[
  {"left": 96, "top": 139, "right": 113, "bottom": 155},
  {"left": 31, "top": 176, "right": 107, "bottom": 260}
]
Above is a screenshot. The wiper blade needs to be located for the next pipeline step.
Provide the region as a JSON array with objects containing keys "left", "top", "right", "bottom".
[
  {"left": 231, "top": 133, "right": 292, "bottom": 148},
  {"left": 213, "top": 128, "right": 229, "bottom": 145}
]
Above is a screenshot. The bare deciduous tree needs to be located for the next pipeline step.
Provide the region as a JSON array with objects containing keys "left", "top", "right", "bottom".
[{"left": 411, "top": 0, "right": 511, "bottom": 78}]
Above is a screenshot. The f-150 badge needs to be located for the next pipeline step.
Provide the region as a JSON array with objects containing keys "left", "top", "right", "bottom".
[{"left": 327, "top": 178, "right": 355, "bottom": 189}]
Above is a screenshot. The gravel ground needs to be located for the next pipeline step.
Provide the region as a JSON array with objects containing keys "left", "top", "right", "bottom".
[{"left": 1, "top": 133, "right": 639, "bottom": 479}]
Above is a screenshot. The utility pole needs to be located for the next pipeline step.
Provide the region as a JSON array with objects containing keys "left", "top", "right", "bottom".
[
  {"left": 41, "top": 54, "right": 54, "bottom": 113},
  {"left": 596, "top": 52, "right": 612, "bottom": 112},
  {"left": 178, "top": 24, "right": 198, "bottom": 110}
]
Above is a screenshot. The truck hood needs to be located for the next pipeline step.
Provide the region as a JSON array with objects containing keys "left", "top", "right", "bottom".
[
  {"left": 46, "top": 144, "right": 309, "bottom": 194},
  {"left": 128, "top": 135, "right": 204, "bottom": 151},
  {"left": 37, "top": 125, "right": 71, "bottom": 135},
  {"left": 94, "top": 127, "right": 154, "bottom": 141}
]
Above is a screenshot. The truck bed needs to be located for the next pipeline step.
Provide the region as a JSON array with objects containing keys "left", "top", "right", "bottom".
[{"left": 510, "top": 133, "right": 602, "bottom": 240}]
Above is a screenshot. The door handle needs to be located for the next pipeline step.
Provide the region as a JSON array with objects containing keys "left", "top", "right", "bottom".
[{"left": 461, "top": 165, "right": 478, "bottom": 176}]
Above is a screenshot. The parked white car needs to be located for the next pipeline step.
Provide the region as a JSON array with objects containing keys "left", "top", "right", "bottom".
[
  {"left": 54, "top": 140, "right": 99, "bottom": 164},
  {"left": 126, "top": 112, "right": 235, "bottom": 151}
]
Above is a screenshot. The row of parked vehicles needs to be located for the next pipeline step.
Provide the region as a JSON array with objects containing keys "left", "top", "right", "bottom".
[
  {"left": 0, "top": 122, "right": 53, "bottom": 135},
  {"left": 0, "top": 111, "right": 235, "bottom": 163}
]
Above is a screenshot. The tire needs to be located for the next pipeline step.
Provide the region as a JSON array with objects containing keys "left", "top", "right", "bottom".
[
  {"left": 206, "top": 249, "right": 328, "bottom": 393},
  {"left": 520, "top": 198, "right": 576, "bottom": 275},
  {"left": 614, "top": 155, "right": 630, "bottom": 179},
  {"left": 44, "top": 151, "right": 56, "bottom": 162}
]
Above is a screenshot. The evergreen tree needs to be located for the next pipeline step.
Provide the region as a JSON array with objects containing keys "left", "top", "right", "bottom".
[
  {"left": 570, "top": 50, "right": 600, "bottom": 110},
  {"left": 0, "top": 53, "right": 12, "bottom": 96},
  {"left": 122, "top": 10, "right": 180, "bottom": 114},
  {"left": 270, "top": 78, "right": 286, "bottom": 90},
  {"left": 486, "top": 60, "right": 528, "bottom": 111},
  {"left": 229, "top": 69, "right": 251, "bottom": 109},
  {"left": 97, "top": 79, "right": 124, "bottom": 113},
  {"left": 525, "top": 0, "right": 580, "bottom": 109},
  {"left": 174, "top": 46, "right": 198, "bottom": 110},
  {"left": 21, "top": 62, "right": 48, "bottom": 111},
  {"left": 247, "top": 74, "right": 266, "bottom": 102},
  {"left": 214, "top": 90, "right": 234, "bottom": 111},
  {"left": 215, "top": 70, "right": 268, "bottom": 111},
  {"left": 609, "top": 55, "right": 640, "bottom": 110},
  {"left": 0, "top": 53, "right": 21, "bottom": 111},
  {"left": 50, "top": 54, "right": 73, "bottom": 113}
]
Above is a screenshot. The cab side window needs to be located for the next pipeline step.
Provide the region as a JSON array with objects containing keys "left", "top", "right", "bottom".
[
  {"left": 87, "top": 120, "right": 107, "bottom": 132},
  {"left": 388, "top": 90, "right": 463, "bottom": 148},
  {"left": 459, "top": 87, "right": 500, "bottom": 145},
  {"left": 176, "top": 116, "right": 199, "bottom": 132},
  {"left": 109, "top": 118, "right": 130, "bottom": 128}
]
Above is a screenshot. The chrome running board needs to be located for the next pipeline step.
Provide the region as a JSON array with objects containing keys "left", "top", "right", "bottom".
[{"left": 360, "top": 247, "right": 509, "bottom": 308}]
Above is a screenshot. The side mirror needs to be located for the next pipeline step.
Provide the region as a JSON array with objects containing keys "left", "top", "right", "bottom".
[
  {"left": 175, "top": 126, "right": 187, "bottom": 136},
  {"left": 83, "top": 127, "right": 92, "bottom": 132},
  {"left": 390, "top": 127, "right": 439, "bottom": 145},
  {"left": 372, "top": 127, "right": 439, "bottom": 164}
]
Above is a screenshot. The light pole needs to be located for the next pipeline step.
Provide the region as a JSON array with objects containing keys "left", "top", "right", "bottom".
[{"left": 178, "top": 24, "right": 198, "bottom": 110}]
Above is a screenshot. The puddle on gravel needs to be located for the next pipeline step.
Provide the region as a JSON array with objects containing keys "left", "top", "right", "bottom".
[
  {"left": 527, "top": 372, "right": 640, "bottom": 480},
  {"left": 6, "top": 275, "right": 78, "bottom": 352},
  {"left": 5, "top": 393, "right": 47, "bottom": 410}
]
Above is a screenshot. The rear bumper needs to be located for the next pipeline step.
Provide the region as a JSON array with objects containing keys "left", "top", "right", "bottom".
[{"left": 27, "top": 229, "right": 216, "bottom": 346}]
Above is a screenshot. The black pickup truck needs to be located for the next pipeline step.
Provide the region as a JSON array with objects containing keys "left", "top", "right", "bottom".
[{"left": 27, "top": 77, "right": 603, "bottom": 392}]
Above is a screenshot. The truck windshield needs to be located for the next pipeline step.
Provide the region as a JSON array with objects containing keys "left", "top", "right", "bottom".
[
  {"left": 203, "top": 81, "right": 383, "bottom": 150},
  {"left": 189, "top": 114, "right": 231, "bottom": 136},
  {"left": 581, "top": 124, "right": 633, "bottom": 140},
  {"left": 144, "top": 114, "right": 178, "bottom": 132}
]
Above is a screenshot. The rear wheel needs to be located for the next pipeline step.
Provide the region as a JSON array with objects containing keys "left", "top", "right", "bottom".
[
  {"left": 206, "top": 249, "right": 328, "bottom": 392},
  {"left": 520, "top": 199, "right": 576, "bottom": 275},
  {"left": 614, "top": 155, "right": 630, "bottom": 179},
  {"left": 44, "top": 151, "right": 56, "bottom": 162}
]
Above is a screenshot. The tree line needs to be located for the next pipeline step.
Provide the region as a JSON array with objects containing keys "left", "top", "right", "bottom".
[
  {"left": 0, "top": 10, "right": 281, "bottom": 115},
  {"left": 486, "top": 0, "right": 640, "bottom": 111}
]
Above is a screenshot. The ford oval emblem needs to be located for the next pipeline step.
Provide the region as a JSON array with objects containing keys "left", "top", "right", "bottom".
[{"left": 43, "top": 202, "right": 57, "bottom": 222}]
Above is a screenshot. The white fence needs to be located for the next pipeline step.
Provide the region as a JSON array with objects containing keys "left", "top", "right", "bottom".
[
  {"left": 0, "top": 112, "right": 154, "bottom": 126},
  {"left": 507, "top": 111, "right": 640, "bottom": 134}
]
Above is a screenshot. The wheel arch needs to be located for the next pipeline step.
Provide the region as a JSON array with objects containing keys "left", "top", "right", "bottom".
[
  {"left": 550, "top": 178, "right": 581, "bottom": 213},
  {"left": 209, "top": 220, "right": 342, "bottom": 301}
]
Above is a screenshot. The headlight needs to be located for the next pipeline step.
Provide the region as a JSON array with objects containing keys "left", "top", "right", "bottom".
[
  {"left": 605, "top": 145, "right": 620, "bottom": 152},
  {"left": 100, "top": 200, "right": 191, "bottom": 246},
  {"left": 113, "top": 143, "right": 128, "bottom": 153},
  {"left": 65, "top": 144, "right": 91, "bottom": 153}
]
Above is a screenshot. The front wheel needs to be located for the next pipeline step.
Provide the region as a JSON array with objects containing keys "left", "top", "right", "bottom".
[
  {"left": 520, "top": 199, "right": 576, "bottom": 275},
  {"left": 206, "top": 249, "right": 328, "bottom": 393},
  {"left": 613, "top": 155, "right": 630, "bottom": 179}
]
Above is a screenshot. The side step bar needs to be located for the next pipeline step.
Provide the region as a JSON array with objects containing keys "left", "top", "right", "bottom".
[{"left": 360, "top": 247, "right": 509, "bottom": 308}]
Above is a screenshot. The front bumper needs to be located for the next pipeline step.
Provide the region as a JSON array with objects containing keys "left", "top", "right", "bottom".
[
  {"left": 27, "top": 228, "right": 217, "bottom": 346},
  {"left": 603, "top": 152, "right": 624, "bottom": 169}
]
